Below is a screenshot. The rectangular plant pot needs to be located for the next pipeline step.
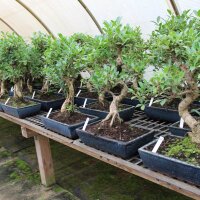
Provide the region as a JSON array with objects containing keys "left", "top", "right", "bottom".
[
  {"left": 144, "top": 106, "right": 180, "bottom": 123},
  {"left": 78, "top": 103, "right": 135, "bottom": 121},
  {"left": 169, "top": 121, "right": 189, "bottom": 137},
  {"left": 40, "top": 112, "right": 99, "bottom": 139},
  {"left": 121, "top": 98, "right": 140, "bottom": 107},
  {"left": 76, "top": 122, "right": 155, "bottom": 159},
  {"left": 193, "top": 100, "right": 200, "bottom": 106},
  {"left": 139, "top": 135, "right": 200, "bottom": 186},
  {"left": 2, "top": 103, "right": 41, "bottom": 118},
  {"left": 74, "top": 97, "right": 97, "bottom": 107},
  {"left": 25, "top": 94, "right": 65, "bottom": 111}
]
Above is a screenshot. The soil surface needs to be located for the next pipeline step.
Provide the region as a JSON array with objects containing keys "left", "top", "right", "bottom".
[
  {"left": 0, "top": 96, "right": 9, "bottom": 103},
  {"left": 28, "top": 92, "right": 64, "bottom": 101},
  {"left": 153, "top": 98, "right": 199, "bottom": 110},
  {"left": 86, "top": 121, "right": 148, "bottom": 142},
  {"left": 6, "top": 98, "right": 36, "bottom": 108},
  {"left": 50, "top": 111, "right": 92, "bottom": 124},
  {"left": 87, "top": 101, "right": 129, "bottom": 111},
  {"left": 78, "top": 92, "right": 98, "bottom": 99},
  {"left": 147, "top": 136, "right": 200, "bottom": 167}
]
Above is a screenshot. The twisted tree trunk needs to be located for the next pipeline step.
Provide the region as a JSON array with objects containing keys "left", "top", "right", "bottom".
[
  {"left": 41, "top": 79, "right": 49, "bottom": 93},
  {"left": 98, "top": 92, "right": 105, "bottom": 106},
  {"left": 101, "top": 82, "right": 128, "bottom": 127},
  {"left": 0, "top": 80, "right": 7, "bottom": 97},
  {"left": 132, "top": 77, "right": 138, "bottom": 90},
  {"left": 178, "top": 64, "right": 200, "bottom": 143},
  {"left": 14, "top": 79, "right": 23, "bottom": 101},
  {"left": 27, "top": 76, "right": 33, "bottom": 93},
  {"left": 86, "top": 82, "right": 93, "bottom": 92},
  {"left": 61, "top": 78, "right": 75, "bottom": 114}
]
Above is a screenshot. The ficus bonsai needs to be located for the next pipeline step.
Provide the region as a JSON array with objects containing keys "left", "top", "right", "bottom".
[
  {"left": 85, "top": 19, "right": 146, "bottom": 126},
  {"left": 28, "top": 32, "right": 52, "bottom": 93},
  {"left": 44, "top": 34, "right": 85, "bottom": 115},
  {"left": 90, "top": 65, "right": 128, "bottom": 126},
  {"left": 149, "top": 10, "right": 200, "bottom": 143},
  {"left": 0, "top": 32, "right": 29, "bottom": 101},
  {"left": 86, "top": 18, "right": 146, "bottom": 105}
]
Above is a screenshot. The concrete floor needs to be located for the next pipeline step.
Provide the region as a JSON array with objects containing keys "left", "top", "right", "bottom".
[{"left": 0, "top": 117, "right": 191, "bottom": 200}]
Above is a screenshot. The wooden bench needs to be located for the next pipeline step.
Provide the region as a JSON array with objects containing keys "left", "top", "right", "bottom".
[{"left": 0, "top": 110, "right": 199, "bottom": 200}]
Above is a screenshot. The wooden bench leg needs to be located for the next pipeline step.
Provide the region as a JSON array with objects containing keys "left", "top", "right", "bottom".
[{"left": 34, "top": 135, "right": 55, "bottom": 186}]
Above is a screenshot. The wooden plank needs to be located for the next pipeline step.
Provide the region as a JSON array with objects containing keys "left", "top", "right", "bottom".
[
  {"left": 0, "top": 112, "right": 200, "bottom": 199},
  {"left": 21, "top": 127, "right": 38, "bottom": 138},
  {"left": 34, "top": 135, "right": 55, "bottom": 186}
]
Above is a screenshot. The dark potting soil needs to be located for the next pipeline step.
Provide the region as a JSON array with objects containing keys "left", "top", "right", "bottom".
[
  {"left": 79, "top": 92, "right": 98, "bottom": 99},
  {"left": 31, "top": 92, "right": 63, "bottom": 101},
  {"left": 87, "top": 101, "right": 128, "bottom": 111},
  {"left": 86, "top": 121, "right": 148, "bottom": 142},
  {"left": 147, "top": 136, "right": 200, "bottom": 167},
  {"left": 153, "top": 99, "right": 198, "bottom": 111},
  {"left": 153, "top": 99, "right": 180, "bottom": 110},
  {"left": 6, "top": 99, "right": 36, "bottom": 108},
  {"left": 50, "top": 111, "right": 91, "bottom": 124},
  {"left": 0, "top": 96, "right": 9, "bottom": 103}
]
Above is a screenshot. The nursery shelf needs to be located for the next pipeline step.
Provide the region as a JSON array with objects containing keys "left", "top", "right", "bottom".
[{"left": 0, "top": 110, "right": 199, "bottom": 200}]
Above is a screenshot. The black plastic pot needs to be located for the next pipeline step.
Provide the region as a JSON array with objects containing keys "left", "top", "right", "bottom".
[
  {"left": 78, "top": 103, "right": 135, "bottom": 121},
  {"left": 144, "top": 106, "right": 180, "bottom": 123},
  {"left": 169, "top": 121, "right": 189, "bottom": 137},
  {"left": 25, "top": 94, "right": 65, "bottom": 111},
  {"left": 193, "top": 100, "right": 200, "bottom": 106},
  {"left": 9, "top": 90, "right": 14, "bottom": 97},
  {"left": 74, "top": 97, "right": 97, "bottom": 107},
  {"left": 2, "top": 103, "right": 41, "bottom": 118},
  {"left": 41, "top": 111, "right": 99, "bottom": 139},
  {"left": 77, "top": 122, "right": 155, "bottom": 159},
  {"left": 139, "top": 135, "right": 200, "bottom": 186},
  {"left": 0, "top": 102, "right": 4, "bottom": 112},
  {"left": 121, "top": 98, "right": 140, "bottom": 107}
]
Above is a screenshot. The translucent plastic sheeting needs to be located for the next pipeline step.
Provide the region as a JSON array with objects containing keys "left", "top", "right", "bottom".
[
  {"left": 176, "top": 0, "right": 200, "bottom": 13},
  {"left": 20, "top": 0, "right": 100, "bottom": 36},
  {"left": 83, "top": 0, "right": 172, "bottom": 38},
  {"left": 0, "top": 20, "right": 13, "bottom": 33},
  {"left": 0, "top": 0, "right": 48, "bottom": 39}
]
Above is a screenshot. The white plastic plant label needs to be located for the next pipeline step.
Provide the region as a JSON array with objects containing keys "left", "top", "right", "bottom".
[
  {"left": 149, "top": 97, "right": 154, "bottom": 107},
  {"left": 32, "top": 91, "right": 36, "bottom": 99},
  {"left": 152, "top": 136, "right": 164, "bottom": 153},
  {"left": 179, "top": 118, "right": 184, "bottom": 128},
  {"left": 80, "top": 70, "right": 91, "bottom": 79},
  {"left": 46, "top": 108, "right": 53, "bottom": 118},
  {"left": 83, "top": 98, "right": 87, "bottom": 108},
  {"left": 82, "top": 117, "right": 90, "bottom": 131},
  {"left": 80, "top": 81, "right": 83, "bottom": 88},
  {"left": 58, "top": 88, "right": 62, "bottom": 93},
  {"left": 5, "top": 97, "right": 10, "bottom": 105},
  {"left": 76, "top": 90, "right": 81, "bottom": 97}
]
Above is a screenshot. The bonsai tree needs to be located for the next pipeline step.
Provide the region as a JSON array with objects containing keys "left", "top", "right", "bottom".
[
  {"left": 28, "top": 32, "right": 52, "bottom": 93},
  {"left": 86, "top": 18, "right": 146, "bottom": 105},
  {"left": 44, "top": 34, "right": 85, "bottom": 115},
  {"left": 86, "top": 19, "right": 146, "bottom": 126},
  {"left": 0, "top": 32, "right": 29, "bottom": 101},
  {"left": 90, "top": 65, "right": 128, "bottom": 126},
  {"left": 149, "top": 10, "right": 200, "bottom": 143}
]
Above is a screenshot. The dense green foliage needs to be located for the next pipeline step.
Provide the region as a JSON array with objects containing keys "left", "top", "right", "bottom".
[
  {"left": 0, "top": 32, "right": 29, "bottom": 83},
  {"left": 137, "top": 10, "right": 200, "bottom": 106}
]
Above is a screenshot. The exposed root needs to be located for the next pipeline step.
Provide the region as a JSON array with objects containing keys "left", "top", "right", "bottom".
[
  {"left": 189, "top": 122, "right": 200, "bottom": 144},
  {"left": 101, "top": 82, "right": 128, "bottom": 127}
]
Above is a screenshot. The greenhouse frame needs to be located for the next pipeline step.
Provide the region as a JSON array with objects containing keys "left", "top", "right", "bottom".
[{"left": 0, "top": 0, "right": 199, "bottom": 199}]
